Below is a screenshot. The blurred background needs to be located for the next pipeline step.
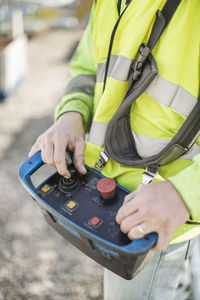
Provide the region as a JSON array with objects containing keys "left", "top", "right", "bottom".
[
  {"left": 0, "top": 1, "right": 103, "bottom": 299},
  {"left": 0, "top": 1, "right": 199, "bottom": 299}
]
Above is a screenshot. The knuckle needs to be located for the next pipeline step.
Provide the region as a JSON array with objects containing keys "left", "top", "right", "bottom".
[
  {"left": 128, "top": 230, "right": 136, "bottom": 240},
  {"left": 45, "top": 132, "right": 53, "bottom": 141},
  {"left": 120, "top": 220, "right": 129, "bottom": 233},
  {"left": 36, "top": 136, "right": 42, "bottom": 145},
  {"left": 147, "top": 206, "right": 154, "bottom": 216},
  {"left": 75, "top": 153, "right": 84, "bottom": 160},
  {"left": 57, "top": 168, "right": 66, "bottom": 176},
  {"left": 116, "top": 211, "right": 123, "bottom": 224},
  {"left": 118, "top": 209, "right": 125, "bottom": 221},
  {"left": 54, "top": 159, "right": 62, "bottom": 166},
  {"left": 124, "top": 195, "right": 130, "bottom": 202},
  {"left": 140, "top": 206, "right": 148, "bottom": 217},
  {"left": 141, "top": 204, "right": 153, "bottom": 217},
  {"left": 54, "top": 131, "right": 67, "bottom": 141},
  {"left": 77, "top": 135, "right": 85, "bottom": 143},
  {"left": 46, "top": 159, "right": 54, "bottom": 166}
]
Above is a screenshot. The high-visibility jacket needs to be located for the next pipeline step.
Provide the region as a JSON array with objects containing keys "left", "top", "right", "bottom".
[{"left": 55, "top": 0, "right": 200, "bottom": 244}]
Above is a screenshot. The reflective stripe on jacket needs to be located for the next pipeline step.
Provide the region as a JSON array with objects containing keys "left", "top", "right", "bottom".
[{"left": 55, "top": 0, "right": 200, "bottom": 244}]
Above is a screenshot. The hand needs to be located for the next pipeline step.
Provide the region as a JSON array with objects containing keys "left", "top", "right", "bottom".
[
  {"left": 116, "top": 181, "right": 190, "bottom": 251},
  {"left": 29, "top": 112, "right": 87, "bottom": 178}
]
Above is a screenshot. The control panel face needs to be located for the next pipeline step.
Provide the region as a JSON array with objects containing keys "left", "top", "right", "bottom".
[{"left": 36, "top": 168, "right": 131, "bottom": 246}]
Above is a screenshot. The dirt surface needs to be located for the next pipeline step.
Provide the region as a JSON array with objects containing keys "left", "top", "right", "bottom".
[{"left": 0, "top": 29, "right": 103, "bottom": 300}]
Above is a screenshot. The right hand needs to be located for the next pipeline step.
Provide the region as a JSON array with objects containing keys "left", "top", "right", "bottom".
[{"left": 28, "top": 112, "right": 87, "bottom": 178}]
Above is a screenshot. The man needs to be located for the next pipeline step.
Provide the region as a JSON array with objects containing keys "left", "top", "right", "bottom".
[{"left": 29, "top": 0, "right": 200, "bottom": 299}]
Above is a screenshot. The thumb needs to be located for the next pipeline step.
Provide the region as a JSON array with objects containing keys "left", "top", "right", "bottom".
[{"left": 152, "top": 231, "right": 171, "bottom": 252}]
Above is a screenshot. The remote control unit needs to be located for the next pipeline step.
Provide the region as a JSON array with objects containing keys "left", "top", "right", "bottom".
[{"left": 18, "top": 151, "right": 157, "bottom": 279}]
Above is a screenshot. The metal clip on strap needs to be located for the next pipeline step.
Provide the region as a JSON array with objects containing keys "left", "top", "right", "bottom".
[
  {"left": 140, "top": 167, "right": 158, "bottom": 186},
  {"left": 132, "top": 44, "right": 150, "bottom": 81},
  {"left": 95, "top": 151, "right": 109, "bottom": 171}
]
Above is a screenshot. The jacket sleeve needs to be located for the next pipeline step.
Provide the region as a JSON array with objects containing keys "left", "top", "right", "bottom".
[
  {"left": 55, "top": 3, "right": 96, "bottom": 132},
  {"left": 169, "top": 152, "right": 200, "bottom": 220},
  {"left": 169, "top": 54, "right": 200, "bottom": 221}
]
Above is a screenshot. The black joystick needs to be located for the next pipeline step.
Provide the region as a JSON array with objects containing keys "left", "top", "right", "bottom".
[{"left": 58, "top": 163, "right": 79, "bottom": 193}]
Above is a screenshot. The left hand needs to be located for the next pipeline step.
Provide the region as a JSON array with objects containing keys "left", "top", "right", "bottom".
[{"left": 116, "top": 181, "right": 190, "bottom": 251}]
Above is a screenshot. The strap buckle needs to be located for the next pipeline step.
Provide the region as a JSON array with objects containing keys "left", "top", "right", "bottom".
[
  {"left": 94, "top": 151, "right": 109, "bottom": 171},
  {"left": 140, "top": 166, "right": 158, "bottom": 186},
  {"left": 132, "top": 44, "right": 150, "bottom": 81}
]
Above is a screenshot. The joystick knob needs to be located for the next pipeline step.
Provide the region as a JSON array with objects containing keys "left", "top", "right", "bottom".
[
  {"left": 97, "top": 178, "right": 116, "bottom": 200},
  {"left": 58, "top": 163, "right": 79, "bottom": 193},
  {"left": 59, "top": 176, "right": 79, "bottom": 193}
]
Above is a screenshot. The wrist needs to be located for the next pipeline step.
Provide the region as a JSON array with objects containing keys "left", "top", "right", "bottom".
[
  {"left": 166, "top": 180, "right": 190, "bottom": 220},
  {"left": 58, "top": 111, "right": 83, "bottom": 123}
]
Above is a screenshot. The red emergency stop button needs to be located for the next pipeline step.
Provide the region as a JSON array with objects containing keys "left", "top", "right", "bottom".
[{"left": 97, "top": 177, "right": 116, "bottom": 200}]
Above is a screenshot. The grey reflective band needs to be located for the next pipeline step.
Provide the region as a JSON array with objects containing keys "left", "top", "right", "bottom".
[
  {"left": 97, "top": 55, "right": 133, "bottom": 83},
  {"left": 146, "top": 76, "right": 198, "bottom": 118},
  {"left": 96, "top": 62, "right": 106, "bottom": 83},
  {"left": 181, "top": 143, "right": 200, "bottom": 160},
  {"left": 87, "top": 120, "right": 200, "bottom": 160},
  {"left": 96, "top": 57, "right": 197, "bottom": 118},
  {"left": 65, "top": 74, "right": 96, "bottom": 97},
  {"left": 88, "top": 120, "right": 107, "bottom": 146},
  {"left": 131, "top": 131, "right": 200, "bottom": 160}
]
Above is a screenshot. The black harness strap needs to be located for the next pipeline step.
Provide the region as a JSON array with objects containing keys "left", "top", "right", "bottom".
[
  {"left": 147, "top": 0, "right": 182, "bottom": 50},
  {"left": 133, "top": 0, "right": 182, "bottom": 82}
]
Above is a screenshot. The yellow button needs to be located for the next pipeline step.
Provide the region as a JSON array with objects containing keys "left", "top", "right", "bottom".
[
  {"left": 41, "top": 184, "right": 51, "bottom": 192},
  {"left": 66, "top": 201, "right": 77, "bottom": 209}
]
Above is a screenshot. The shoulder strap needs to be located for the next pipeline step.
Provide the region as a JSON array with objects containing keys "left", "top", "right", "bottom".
[
  {"left": 147, "top": 0, "right": 182, "bottom": 51},
  {"left": 104, "top": 0, "right": 200, "bottom": 173},
  {"left": 133, "top": 0, "right": 182, "bottom": 82}
]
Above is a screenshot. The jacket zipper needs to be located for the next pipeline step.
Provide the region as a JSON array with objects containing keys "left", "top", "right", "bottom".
[
  {"left": 102, "top": 1, "right": 131, "bottom": 92},
  {"left": 96, "top": 1, "right": 132, "bottom": 171}
]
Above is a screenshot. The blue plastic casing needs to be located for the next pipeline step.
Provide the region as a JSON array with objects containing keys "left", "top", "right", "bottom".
[{"left": 18, "top": 151, "right": 158, "bottom": 279}]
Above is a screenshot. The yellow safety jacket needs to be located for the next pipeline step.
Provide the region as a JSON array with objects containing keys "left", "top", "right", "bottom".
[{"left": 55, "top": 0, "right": 200, "bottom": 244}]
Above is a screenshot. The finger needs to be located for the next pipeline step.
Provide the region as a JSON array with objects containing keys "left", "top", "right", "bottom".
[
  {"left": 28, "top": 143, "right": 41, "bottom": 157},
  {"left": 44, "top": 138, "right": 55, "bottom": 168},
  {"left": 123, "top": 189, "right": 139, "bottom": 204},
  {"left": 116, "top": 197, "right": 140, "bottom": 224},
  {"left": 127, "top": 221, "right": 153, "bottom": 240},
  {"left": 54, "top": 140, "right": 71, "bottom": 178},
  {"left": 152, "top": 228, "right": 171, "bottom": 252},
  {"left": 120, "top": 211, "right": 145, "bottom": 234},
  {"left": 41, "top": 146, "right": 46, "bottom": 164},
  {"left": 74, "top": 138, "right": 87, "bottom": 175}
]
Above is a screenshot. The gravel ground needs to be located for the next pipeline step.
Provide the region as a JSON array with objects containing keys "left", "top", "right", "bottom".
[{"left": 0, "top": 29, "right": 103, "bottom": 300}]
